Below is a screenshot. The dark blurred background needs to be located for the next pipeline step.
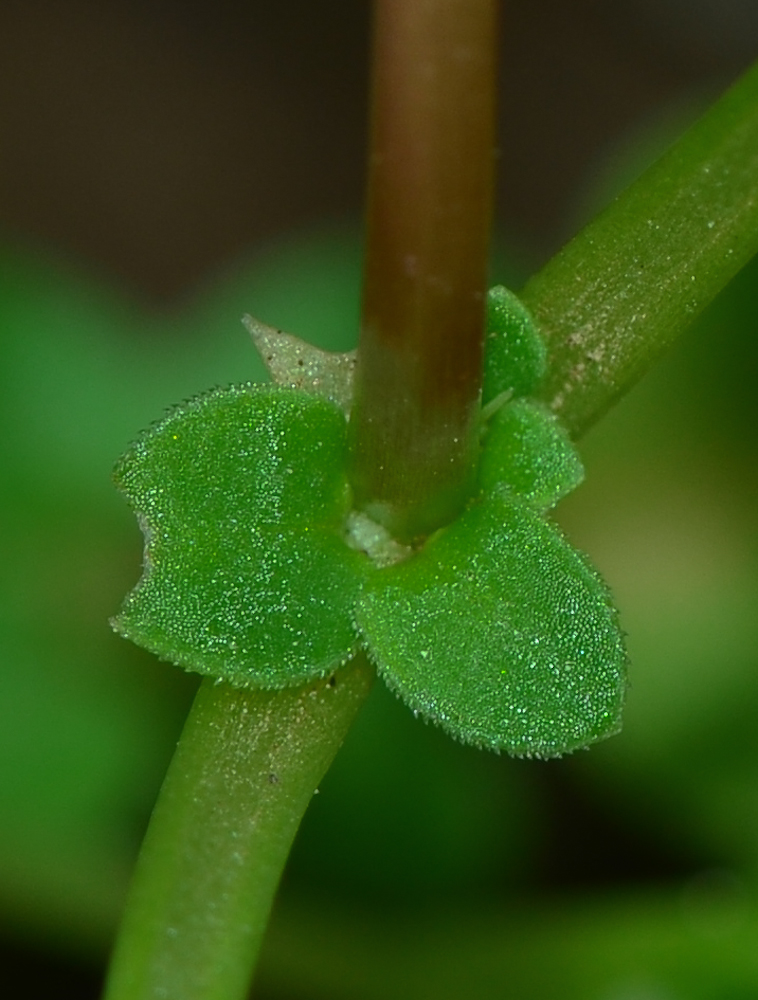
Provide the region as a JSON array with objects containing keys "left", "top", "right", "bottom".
[
  {"left": 3, "top": 0, "right": 756, "bottom": 299},
  {"left": 2, "top": 2, "right": 758, "bottom": 998}
]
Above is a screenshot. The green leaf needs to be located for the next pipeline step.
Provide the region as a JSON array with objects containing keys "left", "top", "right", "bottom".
[
  {"left": 479, "top": 398, "right": 584, "bottom": 509},
  {"left": 356, "top": 487, "right": 627, "bottom": 757},
  {"left": 482, "top": 286, "right": 547, "bottom": 404},
  {"left": 113, "top": 384, "right": 368, "bottom": 689}
]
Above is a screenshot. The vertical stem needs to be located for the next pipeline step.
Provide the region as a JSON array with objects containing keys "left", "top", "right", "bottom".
[
  {"left": 104, "top": 660, "right": 373, "bottom": 1000},
  {"left": 350, "top": 0, "right": 497, "bottom": 541}
]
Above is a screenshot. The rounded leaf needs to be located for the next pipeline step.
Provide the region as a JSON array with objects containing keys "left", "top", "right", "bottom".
[
  {"left": 113, "top": 384, "right": 367, "bottom": 689},
  {"left": 356, "top": 488, "right": 627, "bottom": 757}
]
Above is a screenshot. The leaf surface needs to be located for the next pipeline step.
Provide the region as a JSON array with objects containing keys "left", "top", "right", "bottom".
[
  {"left": 482, "top": 286, "right": 547, "bottom": 403},
  {"left": 357, "top": 487, "right": 627, "bottom": 757},
  {"left": 479, "top": 398, "right": 584, "bottom": 509},
  {"left": 113, "top": 384, "right": 366, "bottom": 689}
]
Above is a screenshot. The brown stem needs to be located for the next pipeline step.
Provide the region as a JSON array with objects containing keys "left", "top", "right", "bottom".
[{"left": 349, "top": 0, "right": 497, "bottom": 542}]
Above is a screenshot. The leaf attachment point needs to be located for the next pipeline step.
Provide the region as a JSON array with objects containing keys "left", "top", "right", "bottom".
[{"left": 114, "top": 287, "right": 627, "bottom": 758}]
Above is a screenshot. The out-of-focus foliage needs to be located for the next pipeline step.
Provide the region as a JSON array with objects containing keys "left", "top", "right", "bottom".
[{"left": 1, "top": 227, "right": 758, "bottom": 997}]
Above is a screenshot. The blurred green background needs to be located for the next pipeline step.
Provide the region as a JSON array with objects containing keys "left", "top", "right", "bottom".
[{"left": 2, "top": 2, "right": 758, "bottom": 998}]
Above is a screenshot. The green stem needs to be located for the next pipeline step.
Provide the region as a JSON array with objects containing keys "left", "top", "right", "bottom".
[
  {"left": 524, "top": 58, "right": 758, "bottom": 438},
  {"left": 103, "top": 658, "right": 373, "bottom": 1000},
  {"left": 349, "top": 0, "right": 497, "bottom": 541}
]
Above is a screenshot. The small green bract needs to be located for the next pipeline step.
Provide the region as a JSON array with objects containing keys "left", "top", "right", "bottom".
[{"left": 113, "top": 286, "right": 627, "bottom": 758}]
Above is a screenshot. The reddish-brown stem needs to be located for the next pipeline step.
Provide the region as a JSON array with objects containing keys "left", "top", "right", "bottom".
[{"left": 349, "top": 0, "right": 497, "bottom": 542}]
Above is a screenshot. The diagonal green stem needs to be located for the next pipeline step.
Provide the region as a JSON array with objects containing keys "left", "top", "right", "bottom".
[
  {"left": 524, "top": 58, "right": 758, "bottom": 438},
  {"left": 103, "top": 659, "right": 373, "bottom": 1000}
]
